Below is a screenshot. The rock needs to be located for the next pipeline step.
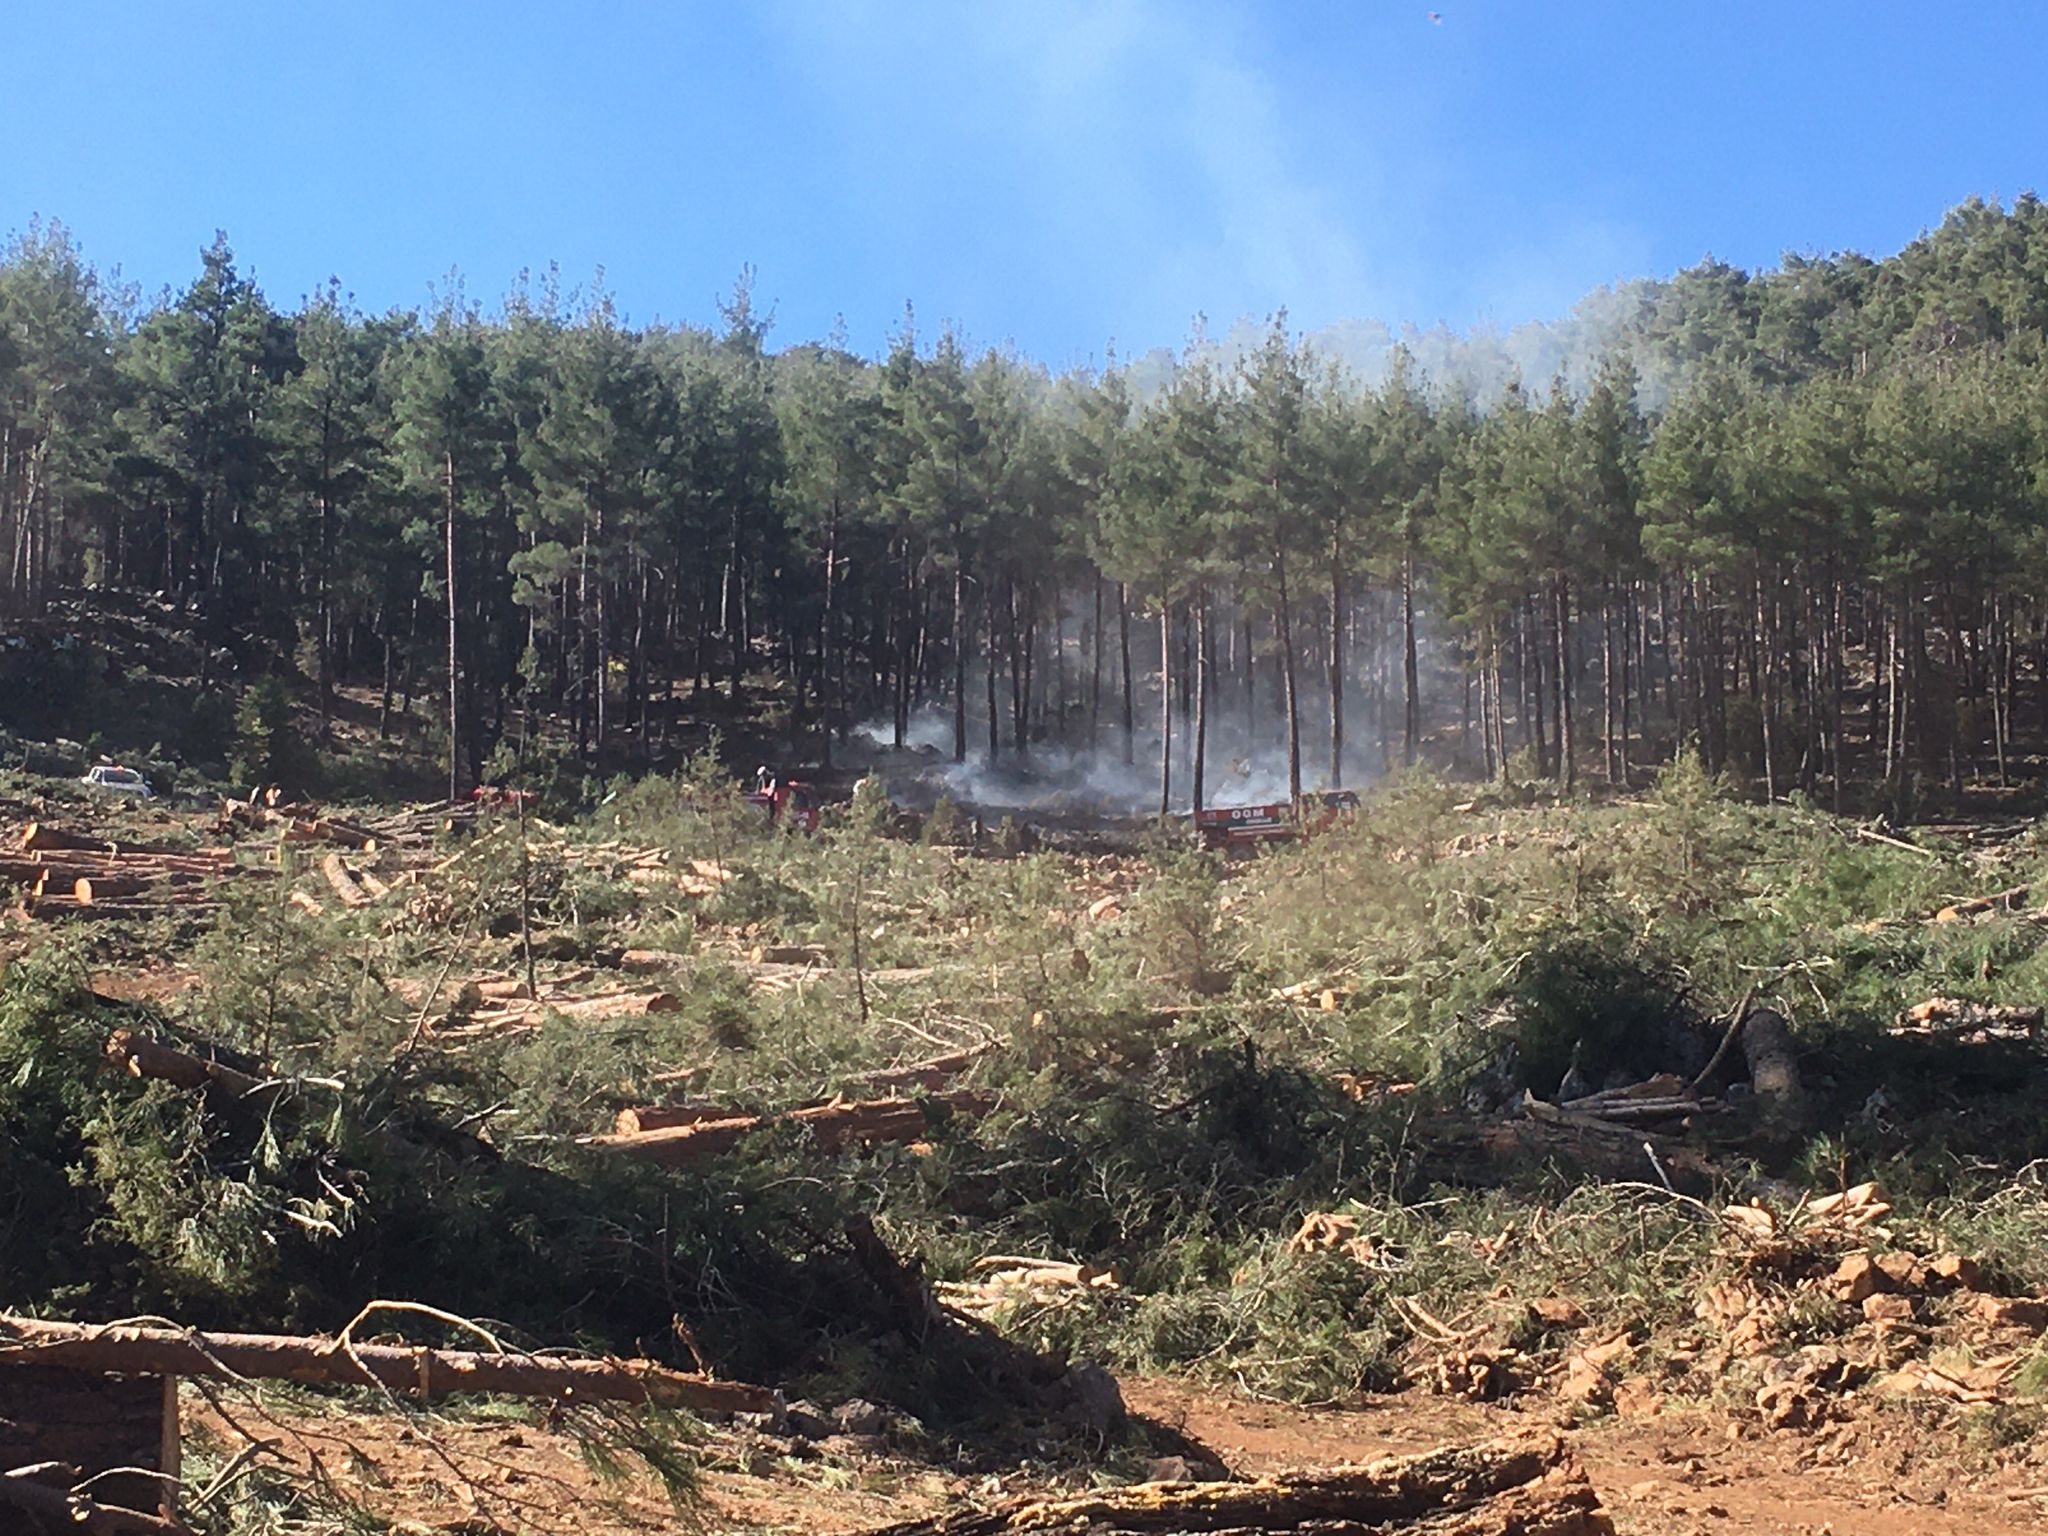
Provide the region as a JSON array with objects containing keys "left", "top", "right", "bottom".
[
  {"left": 780, "top": 1400, "right": 834, "bottom": 1439},
  {"left": 1929, "top": 1254, "right": 1984, "bottom": 1291},
  {"left": 1873, "top": 1252, "right": 1928, "bottom": 1292},
  {"left": 1529, "top": 1296, "right": 1589, "bottom": 1330},
  {"left": 1580, "top": 1331, "right": 1635, "bottom": 1371},
  {"left": 1142, "top": 1454, "right": 1228, "bottom": 1483},
  {"left": 1862, "top": 1293, "right": 1915, "bottom": 1324},
  {"left": 1613, "top": 1378, "right": 1665, "bottom": 1418},
  {"left": 832, "top": 1398, "right": 892, "bottom": 1437},
  {"left": 1972, "top": 1295, "right": 2048, "bottom": 1330},
  {"left": 1756, "top": 1380, "right": 1826, "bottom": 1430},
  {"left": 1830, "top": 1253, "right": 1886, "bottom": 1304},
  {"left": 1062, "top": 1361, "right": 1126, "bottom": 1435},
  {"left": 1560, "top": 1357, "right": 1614, "bottom": 1408}
]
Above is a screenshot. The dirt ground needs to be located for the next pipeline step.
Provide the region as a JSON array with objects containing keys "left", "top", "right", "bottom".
[{"left": 183, "top": 1373, "right": 2048, "bottom": 1535}]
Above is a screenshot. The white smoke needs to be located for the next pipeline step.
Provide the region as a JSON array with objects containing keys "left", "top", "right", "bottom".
[{"left": 858, "top": 701, "right": 1374, "bottom": 817}]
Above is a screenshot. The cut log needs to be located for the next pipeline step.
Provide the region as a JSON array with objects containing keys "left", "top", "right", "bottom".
[
  {"left": 74, "top": 876, "right": 151, "bottom": 905},
  {"left": 542, "top": 989, "right": 683, "bottom": 1021},
  {"left": 283, "top": 817, "right": 376, "bottom": 852},
  {"left": 0, "top": 1316, "right": 771, "bottom": 1417},
  {"left": 612, "top": 1102, "right": 741, "bottom": 1136},
  {"left": 594, "top": 1090, "right": 995, "bottom": 1168},
  {"left": 22, "top": 822, "right": 116, "bottom": 855},
  {"left": 852, "top": 1432, "right": 1611, "bottom": 1534},
  {"left": 0, "top": 857, "right": 49, "bottom": 886},
  {"left": 105, "top": 1029, "right": 273, "bottom": 1106},
  {"left": 20, "top": 896, "right": 221, "bottom": 922},
  {"left": 319, "top": 852, "right": 372, "bottom": 908},
  {"left": 746, "top": 943, "right": 828, "bottom": 966},
  {"left": 1933, "top": 884, "right": 2031, "bottom": 922}
]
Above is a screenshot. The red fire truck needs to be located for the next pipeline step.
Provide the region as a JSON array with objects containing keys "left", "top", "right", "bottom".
[
  {"left": 744, "top": 774, "right": 822, "bottom": 831},
  {"left": 1191, "top": 790, "right": 1360, "bottom": 852}
]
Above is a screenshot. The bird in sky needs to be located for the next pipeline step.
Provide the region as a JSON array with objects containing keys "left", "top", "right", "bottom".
[{"left": 1428, "top": 11, "right": 1443, "bottom": 22}]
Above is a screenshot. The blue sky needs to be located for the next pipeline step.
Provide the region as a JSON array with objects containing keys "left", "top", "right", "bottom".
[{"left": 6, "top": 2, "right": 2043, "bottom": 365}]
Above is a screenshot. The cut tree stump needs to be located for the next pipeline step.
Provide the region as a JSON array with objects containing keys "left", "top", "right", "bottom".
[
  {"left": 1740, "top": 1008, "right": 1810, "bottom": 1135},
  {"left": 853, "top": 1432, "right": 1611, "bottom": 1534},
  {"left": 0, "top": 1316, "right": 772, "bottom": 1416}
]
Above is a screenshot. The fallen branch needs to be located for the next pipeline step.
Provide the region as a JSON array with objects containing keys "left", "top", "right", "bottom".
[
  {"left": 0, "top": 1467, "right": 191, "bottom": 1536},
  {"left": 859, "top": 1044, "right": 994, "bottom": 1094},
  {"left": 0, "top": 1316, "right": 771, "bottom": 1416},
  {"left": 593, "top": 1090, "right": 995, "bottom": 1168}
]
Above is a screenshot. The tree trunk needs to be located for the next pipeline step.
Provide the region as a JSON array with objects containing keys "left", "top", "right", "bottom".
[
  {"left": 1089, "top": 577, "right": 1103, "bottom": 749},
  {"left": 1276, "top": 550, "right": 1303, "bottom": 805},
  {"left": 1158, "top": 599, "right": 1173, "bottom": 816},
  {"left": 1554, "top": 576, "right": 1574, "bottom": 790},
  {"left": 1328, "top": 546, "right": 1345, "bottom": 787},
  {"left": 443, "top": 449, "right": 462, "bottom": 800},
  {"left": 1193, "top": 590, "right": 1210, "bottom": 814},
  {"left": 1118, "top": 581, "right": 1135, "bottom": 766},
  {"left": 985, "top": 587, "right": 1001, "bottom": 762},
  {"left": 951, "top": 563, "right": 967, "bottom": 764},
  {"left": 1403, "top": 546, "right": 1421, "bottom": 767}
]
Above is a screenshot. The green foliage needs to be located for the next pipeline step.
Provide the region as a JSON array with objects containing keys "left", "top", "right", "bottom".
[{"left": 230, "top": 675, "right": 308, "bottom": 790}]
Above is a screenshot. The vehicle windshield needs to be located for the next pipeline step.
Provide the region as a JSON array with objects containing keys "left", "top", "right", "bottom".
[{"left": 97, "top": 768, "right": 143, "bottom": 785}]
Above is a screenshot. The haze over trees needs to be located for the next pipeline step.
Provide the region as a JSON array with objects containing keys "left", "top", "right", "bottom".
[{"left": 7, "top": 197, "right": 2048, "bottom": 807}]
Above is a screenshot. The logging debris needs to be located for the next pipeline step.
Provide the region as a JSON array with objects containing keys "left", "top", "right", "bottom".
[
  {"left": 935, "top": 1256, "right": 1122, "bottom": 1319},
  {"left": 851, "top": 1432, "right": 1613, "bottom": 1535},
  {"left": 1893, "top": 997, "right": 2044, "bottom": 1042}
]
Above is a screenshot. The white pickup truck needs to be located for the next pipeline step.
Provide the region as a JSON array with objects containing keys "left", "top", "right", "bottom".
[{"left": 81, "top": 764, "right": 155, "bottom": 800}]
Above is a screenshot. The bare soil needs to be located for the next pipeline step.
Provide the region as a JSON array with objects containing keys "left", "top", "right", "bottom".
[{"left": 185, "top": 1374, "right": 2048, "bottom": 1535}]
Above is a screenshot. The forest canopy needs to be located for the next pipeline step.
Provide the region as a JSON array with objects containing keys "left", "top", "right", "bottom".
[{"left": 6, "top": 195, "right": 2048, "bottom": 808}]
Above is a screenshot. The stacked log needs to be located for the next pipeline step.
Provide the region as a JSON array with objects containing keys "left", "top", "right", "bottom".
[
  {"left": 218, "top": 799, "right": 382, "bottom": 851},
  {"left": 854, "top": 1432, "right": 1612, "bottom": 1535},
  {"left": 4, "top": 825, "right": 240, "bottom": 920},
  {"left": 363, "top": 800, "right": 481, "bottom": 844}
]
